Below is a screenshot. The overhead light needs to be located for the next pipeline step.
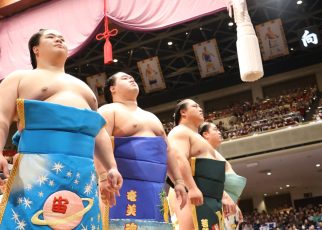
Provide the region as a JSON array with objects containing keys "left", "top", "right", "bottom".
[
  {"left": 276, "top": 192, "right": 279, "bottom": 194},
  {"left": 168, "top": 41, "right": 173, "bottom": 46},
  {"left": 297, "top": 0, "right": 303, "bottom": 5},
  {"left": 264, "top": 193, "right": 267, "bottom": 196},
  {"left": 266, "top": 172, "right": 272, "bottom": 176},
  {"left": 228, "top": 21, "right": 234, "bottom": 27},
  {"left": 286, "top": 184, "right": 290, "bottom": 187},
  {"left": 246, "top": 162, "right": 259, "bottom": 168},
  {"left": 199, "top": 27, "right": 203, "bottom": 31},
  {"left": 280, "top": 187, "right": 283, "bottom": 190},
  {"left": 185, "top": 32, "right": 189, "bottom": 35},
  {"left": 316, "top": 164, "right": 321, "bottom": 167},
  {"left": 113, "top": 58, "right": 118, "bottom": 63},
  {"left": 290, "top": 47, "right": 294, "bottom": 51}
]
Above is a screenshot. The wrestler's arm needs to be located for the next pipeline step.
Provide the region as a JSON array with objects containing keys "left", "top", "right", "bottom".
[
  {"left": 94, "top": 105, "right": 121, "bottom": 206},
  {"left": 0, "top": 72, "right": 21, "bottom": 183},
  {"left": 94, "top": 128, "right": 120, "bottom": 181},
  {"left": 214, "top": 150, "right": 236, "bottom": 174},
  {"left": 95, "top": 104, "right": 115, "bottom": 174},
  {"left": 168, "top": 129, "right": 203, "bottom": 206},
  {"left": 222, "top": 190, "right": 237, "bottom": 216},
  {"left": 213, "top": 153, "right": 238, "bottom": 216},
  {"left": 155, "top": 119, "right": 187, "bottom": 209}
]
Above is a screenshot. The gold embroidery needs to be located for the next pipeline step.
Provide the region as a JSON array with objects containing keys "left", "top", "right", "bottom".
[
  {"left": 31, "top": 198, "right": 93, "bottom": 224},
  {"left": 0, "top": 154, "right": 23, "bottom": 223},
  {"left": 201, "top": 218, "right": 209, "bottom": 230},
  {"left": 126, "top": 190, "right": 137, "bottom": 202},
  {"left": 126, "top": 204, "right": 137, "bottom": 216},
  {"left": 124, "top": 222, "right": 138, "bottom": 230},
  {"left": 16, "top": 99, "right": 25, "bottom": 130}
]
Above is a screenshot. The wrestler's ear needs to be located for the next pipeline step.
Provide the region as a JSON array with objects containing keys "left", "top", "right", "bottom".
[
  {"left": 33, "top": 46, "right": 39, "bottom": 55},
  {"left": 202, "top": 131, "right": 210, "bottom": 139},
  {"left": 110, "top": 85, "right": 116, "bottom": 93},
  {"left": 180, "top": 108, "right": 187, "bottom": 118}
]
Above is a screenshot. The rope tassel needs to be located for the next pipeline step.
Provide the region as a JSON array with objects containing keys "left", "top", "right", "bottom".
[{"left": 96, "top": 0, "right": 118, "bottom": 64}]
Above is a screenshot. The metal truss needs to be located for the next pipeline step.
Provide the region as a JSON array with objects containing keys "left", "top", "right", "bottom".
[{"left": 66, "top": 0, "right": 322, "bottom": 107}]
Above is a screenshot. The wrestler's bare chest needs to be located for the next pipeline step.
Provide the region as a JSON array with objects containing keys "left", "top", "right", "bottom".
[
  {"left": 18, "top": 74, "right": 96, "bottom": 108},
  {"left": 189, "top": 132, "right": 216, "bottom": 159},
  {"left": 114, "top": 108, "right": 163, "bottom": 136}
]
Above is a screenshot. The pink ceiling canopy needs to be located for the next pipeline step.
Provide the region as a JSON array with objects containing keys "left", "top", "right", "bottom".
[{"left": 0, "top": 0, "right": 228, "bottom": 79}]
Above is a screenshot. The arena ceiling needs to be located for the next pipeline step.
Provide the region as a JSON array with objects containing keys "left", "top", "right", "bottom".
[
  {"left": 64, "top": 0, "right": 322, "bottom": 108},
  {"left": 1, "top": 0, "right": 322, "bottom": 108}
]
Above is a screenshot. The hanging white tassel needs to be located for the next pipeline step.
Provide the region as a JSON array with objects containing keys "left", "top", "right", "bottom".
[{"left": 229, "top": 0, "right": 264, "bottom": 82}]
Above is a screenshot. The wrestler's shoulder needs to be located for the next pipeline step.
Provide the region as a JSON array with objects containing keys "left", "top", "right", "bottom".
[
  {"left": 139, "top": 108, "right": 159, "bottom": 119},
  {"left": 168, "top": 125, "right": 191, "bottom": 137},
  {"left": 98, "top": 103, "right": 117, "bottom": 113},
  {"left": 5, "top": 69, "right": 33, "bottom": 78},
  {"left": 2, "top": 69, "right": 31, "bottom": 84}
]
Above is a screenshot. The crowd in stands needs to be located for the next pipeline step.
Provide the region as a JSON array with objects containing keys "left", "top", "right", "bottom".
[
  {"left": 313, "top": 99, "right": 322, "bottom": 121},
  {"left": 161, "top": 86, "right": 319, "bottom": 139},
  {"left": 241, "top": 204, "right": 322, "bottom": 230}
]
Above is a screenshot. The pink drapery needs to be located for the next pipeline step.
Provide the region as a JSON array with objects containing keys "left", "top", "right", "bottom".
[
  {"left": 107, "top": 0, "right": 227, "bottom": 31},
  {"left": 0, "top": 0, "right": 227, "bottom": 79}
]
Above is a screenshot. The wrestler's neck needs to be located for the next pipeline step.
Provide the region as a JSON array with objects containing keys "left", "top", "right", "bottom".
[
  {"left": 113, "top": 98, "right": 138, "bottom": 109},
  {"left": 180, "top": 120, "right": 199, "bottom": 132},
  {"left": 36, "top": 59, "right": 66, "bottom": 73}
]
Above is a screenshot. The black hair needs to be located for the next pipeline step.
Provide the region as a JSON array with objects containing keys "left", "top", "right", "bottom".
[
  {"left": 104, "top": 73, "right": 118, "bottom": 103},
  {"left": 28, "top": 29, "right": 47, "bottom": 69},
  {"left": 173, "top": 99, "right": 189, "bottom": 126},
  {"left": 198, "top": 122, "right": 212, "bottom": 136}
]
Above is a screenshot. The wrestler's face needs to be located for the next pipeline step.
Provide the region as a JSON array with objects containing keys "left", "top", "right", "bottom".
[
  {"left": 183, "top": 100, "right": 204, "bottom": 124},
  {"left": 33, "top": 29, "right": 68, "bottom": 59},
  {"left": 112, "top": 73, "right": 139, "bottom": 96},
  {"left": 204, "top": 123, "right": 222, "bottom": 147}
]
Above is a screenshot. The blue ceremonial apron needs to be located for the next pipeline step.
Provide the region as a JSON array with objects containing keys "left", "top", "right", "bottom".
[
  {"left": 107, "top": 136, "right": 172, "bottom": 230},
  {"left": 224, "top": 173, "right": 247, "bottom": 230},
  {"left": 0, "top": 99, "right": 106, "bottom": 230}
]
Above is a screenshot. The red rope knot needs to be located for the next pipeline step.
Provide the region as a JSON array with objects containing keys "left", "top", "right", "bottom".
[
  {"left": 96, "top": 28, "right": 118, "bottom": 41},
  {"left": 96, "top": 24, "right": 118, "bottom": 64},
  {"left": 96, "top": 0, "right": 118, "bottom": 64}
]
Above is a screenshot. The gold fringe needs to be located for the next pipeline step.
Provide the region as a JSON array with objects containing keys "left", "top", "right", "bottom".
[
  {"left": 216, "top": 209, "right": 225, "bottom": 230},
  {"left": 101, "top": 204, "right": 109, "bottom": 230},
  {"left": 190, "top": 157, "right": 196, "bottom": 176},
  {"left": 100, "top": 136, "right": 113, "bottom": 230},
  {"left": 163, "top": 198, "right": 170, "bottom": 223},
  {"left": 16, "top": 99, "right": 25, "bottom": 130},
  {"left": 191, "top": 204, "right": 199, "bottom": 229},
  {"left": 0, "top": 154, "right": 23, "bottom": 223}
]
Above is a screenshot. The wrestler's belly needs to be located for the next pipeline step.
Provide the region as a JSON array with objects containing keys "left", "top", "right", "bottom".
[
  {"left": 114, "top": 129, "right": 163, "bottom": 137},
  {"left": 45, "top": 91, "right": 92, "bottom": 109}
]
